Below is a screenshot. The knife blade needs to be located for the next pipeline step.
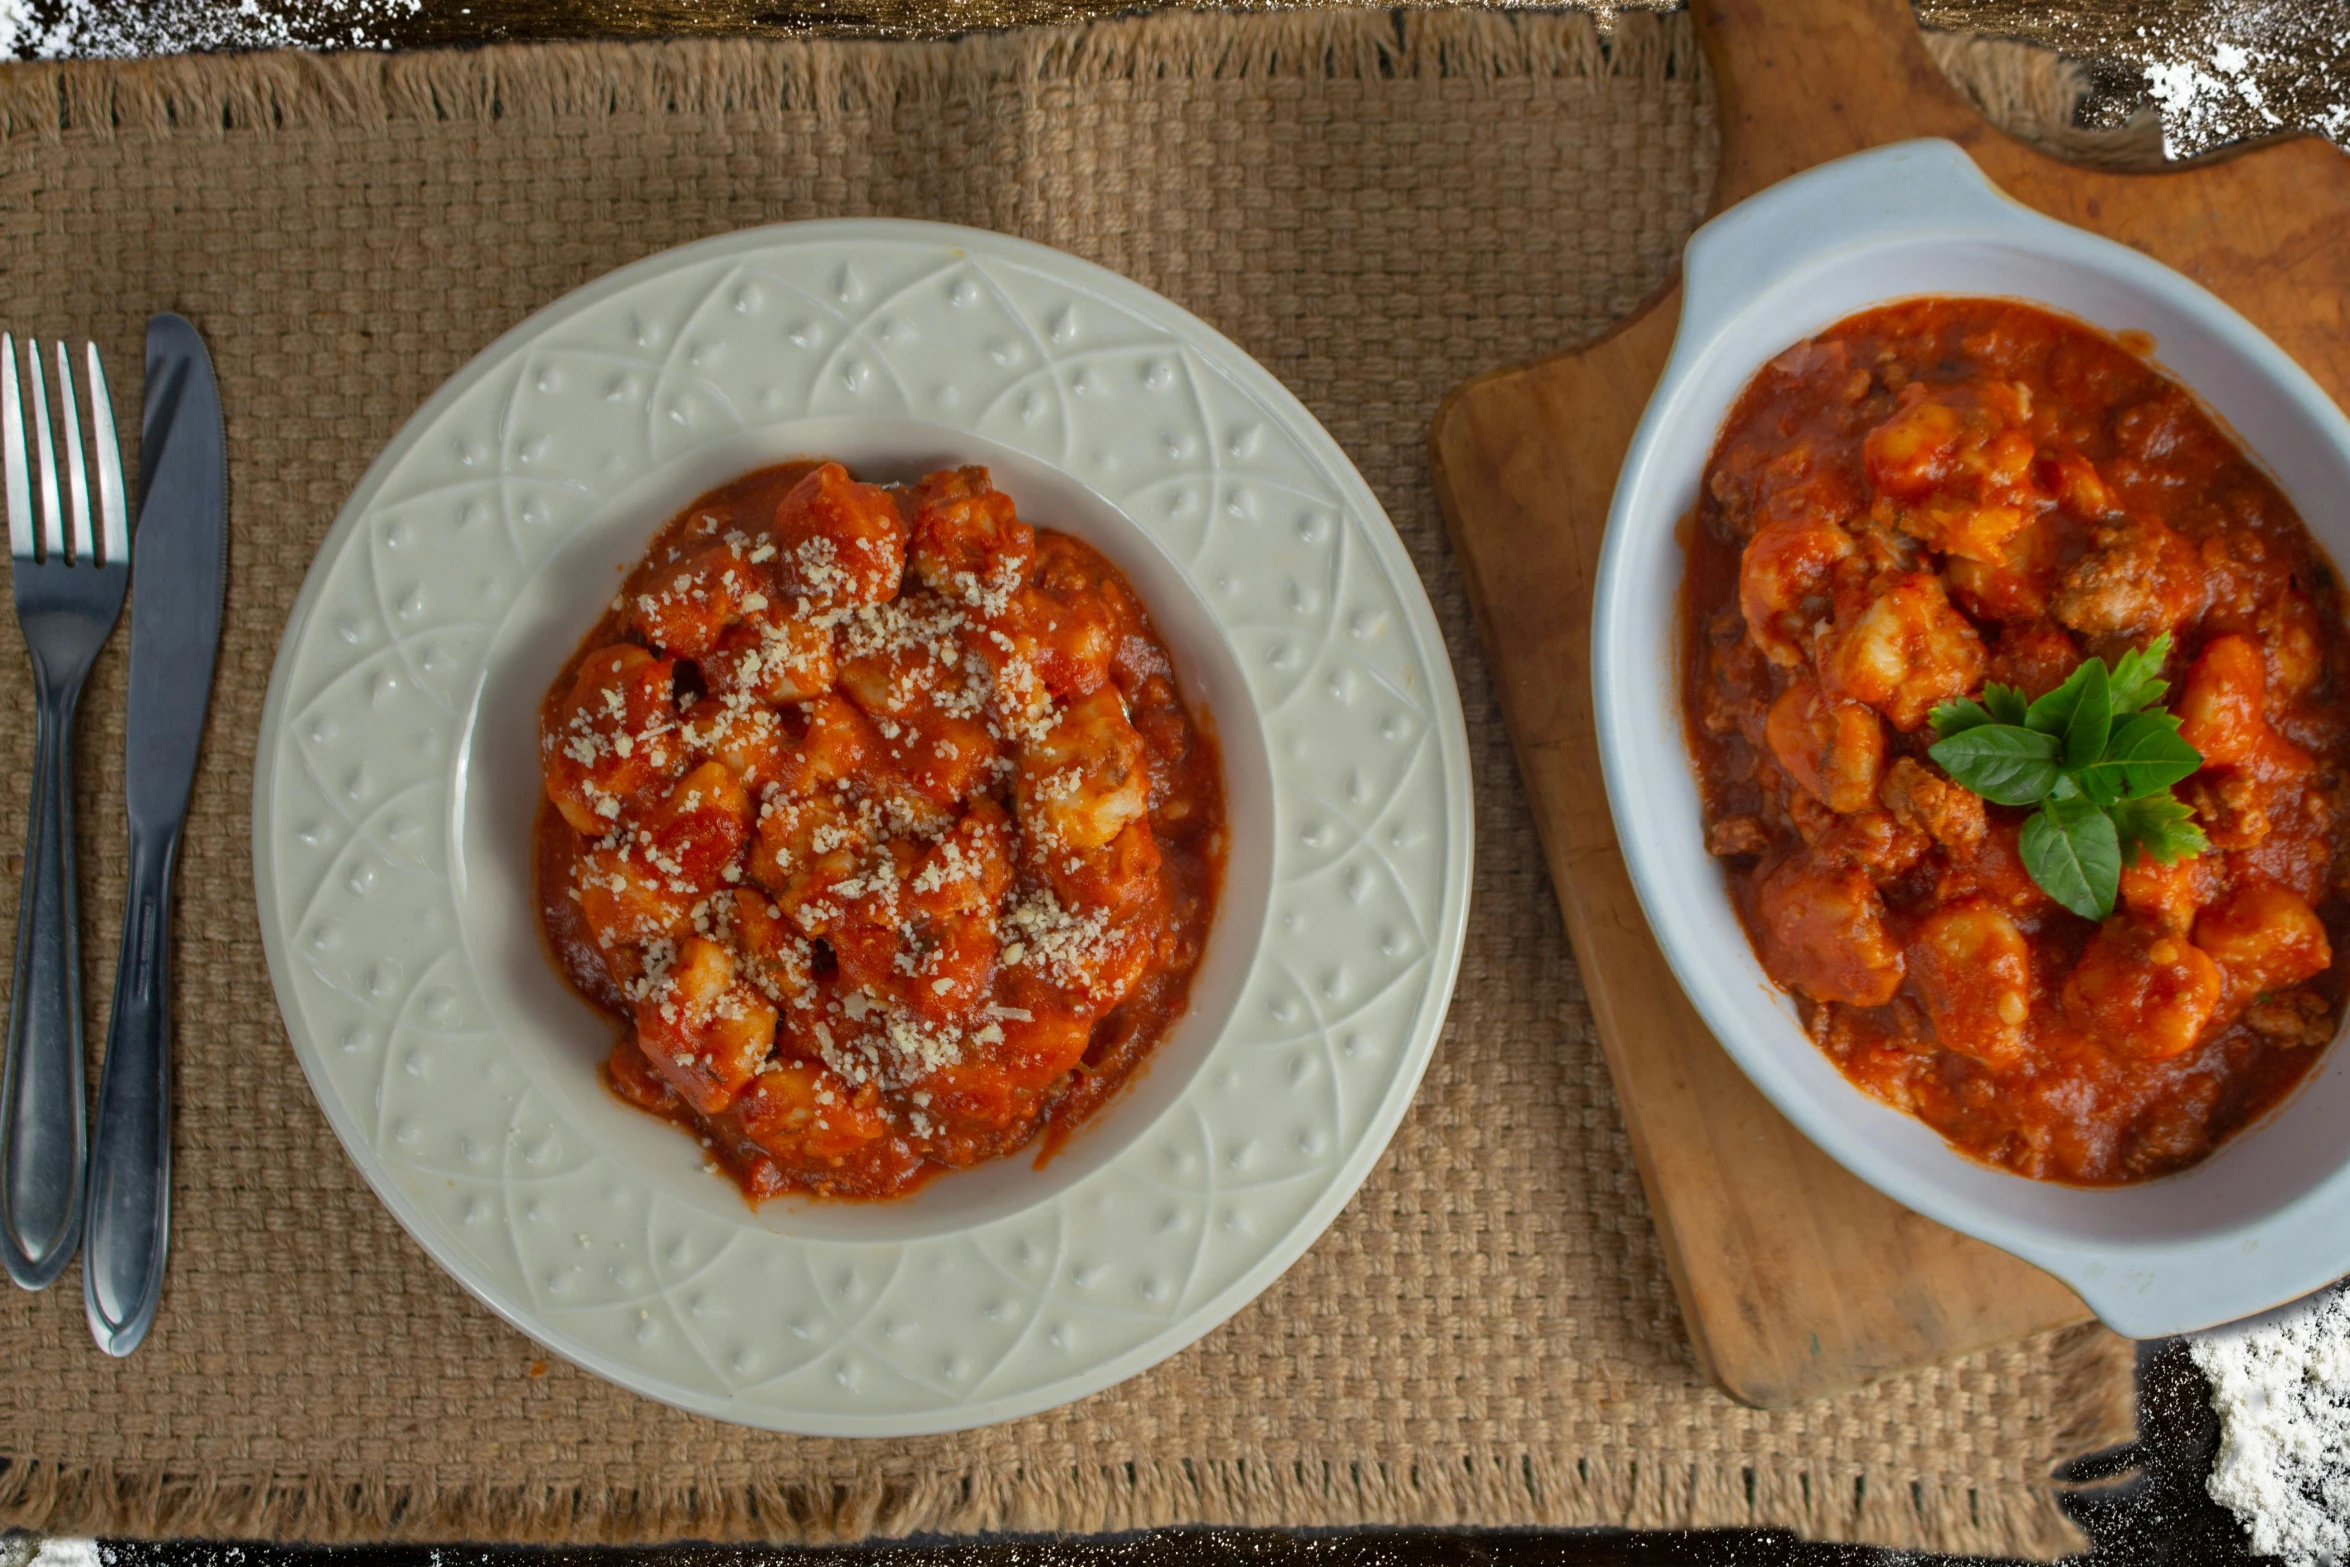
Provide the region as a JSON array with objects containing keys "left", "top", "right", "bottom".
[{"left": 83, "top": 313, "right": 227, "bottom": 1356}]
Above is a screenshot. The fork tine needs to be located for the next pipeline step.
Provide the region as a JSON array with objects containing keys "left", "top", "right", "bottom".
[
  {"left": 2, "top": 335, "right": 28, "bottom": 560},
  {"left": 53, "top": 343, "right": 92, "bottom": 566},
  {"left": 85, "top": 344, "right": 127, "bottom": 567},
  {"left": 26, "top": 337, "right": 61, "bottom": 561}
]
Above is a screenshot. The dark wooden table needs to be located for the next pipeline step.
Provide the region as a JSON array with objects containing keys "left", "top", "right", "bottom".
[{"left": 7, "top": 3, "right": 2322, "bottom": 1562}]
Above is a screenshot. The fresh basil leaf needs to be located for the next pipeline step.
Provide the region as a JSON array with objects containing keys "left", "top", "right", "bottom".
[
  {"left": 1928, "top": 723, "right": 2063, "bottom": 806},
  {"left": 1929, "top": 697, "right": 1995, "bottom": 738},
  {"left": 2112, "top": 791, "right": 2211, "bottom": 867},
  {"left": 2107, "top": 711, "right": 2204, "bottom": 798},
  {"left": 2107, "top": 632, "right": 2175, "bottom": 715},
  {"left": 2026, "top": 659, "right": 2097, "bottom": 737},
  {"left": 2072, "top": 711, "right": 2197, "bottom": 804},
  {"left": 1920, "top": 639, "right": 2200, "bottom": 873},
  {"left": 2062, "top": 656, "right": 2112, "bottom": 771},
  {"left": 2073, "top": 756, "right": 2123, "bottom": 808},
  {"left": 1984, "top": 683, "right": 2030, "bottom": 728},
  {"left": 2022, "top": 795, "right": 2122, "bottom": 920}
]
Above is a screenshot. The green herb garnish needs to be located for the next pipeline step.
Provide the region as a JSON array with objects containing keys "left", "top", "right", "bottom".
[{"left": 1927, "top": 633, "right": 2209, "bottom": 920}]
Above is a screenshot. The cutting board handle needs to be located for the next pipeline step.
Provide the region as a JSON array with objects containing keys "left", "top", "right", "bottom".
[{"left": 1704, "top": 0, "right": 1999, "bottom": 208}]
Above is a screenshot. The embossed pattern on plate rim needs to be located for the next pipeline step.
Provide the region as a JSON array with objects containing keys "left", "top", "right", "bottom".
[{"left": 252, "top": 219, "right": 1474, "bottom": 1433}]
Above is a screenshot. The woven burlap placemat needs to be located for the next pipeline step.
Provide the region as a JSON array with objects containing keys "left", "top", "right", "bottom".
[{"left": 0, "top": 11, "right": 2136, "bottom": 1556}]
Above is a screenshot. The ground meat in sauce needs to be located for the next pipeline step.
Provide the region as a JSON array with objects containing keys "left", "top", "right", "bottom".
[
  {"left": 536, "top": 460, "right": 1226, "bottom": 1201},
  {"left": 1683, "top": 299, "right": 2350, "bottom": 1186}
]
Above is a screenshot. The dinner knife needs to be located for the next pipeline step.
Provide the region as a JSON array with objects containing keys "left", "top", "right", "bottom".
[{"left": 83, "top": 313, "right": 226, "bottom": 1357}]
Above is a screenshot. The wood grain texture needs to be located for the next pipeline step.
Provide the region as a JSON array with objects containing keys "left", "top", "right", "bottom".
[{"left": 1429, "top": 0, "right": 2350, "bottom": 1407}]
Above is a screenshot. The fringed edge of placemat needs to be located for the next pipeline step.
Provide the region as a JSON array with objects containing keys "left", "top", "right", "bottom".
[
  {"left": 1921, "top": 27, "right": 2168, "bottom": 171},
  {"left": 0, "top": 8, "right": 2162, "bottom": 173},
  {"left": 0, "top": 6, "right": 1699, "bottom": 144},
  {"left": 1, "top": 1325, "right": 2132, "bottom": 1558}
]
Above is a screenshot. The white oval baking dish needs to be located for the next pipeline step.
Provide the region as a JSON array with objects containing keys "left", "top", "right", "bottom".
[{"left": 1593, "top": 138, "right": 2350, "bottom": 1337}]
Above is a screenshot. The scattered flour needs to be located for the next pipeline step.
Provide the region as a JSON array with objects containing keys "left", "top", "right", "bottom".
[
  {"left": 2129, "top": 0, "right": 2350, "bottom": 159},
  {"left": 2193, "top": 1279, "right": 2350, "bottom": 1567},
  {"left": 27, "top": 1541, "right": 103, "bottom": 1567}
]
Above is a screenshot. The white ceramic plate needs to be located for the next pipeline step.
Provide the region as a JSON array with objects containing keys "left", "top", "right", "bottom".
[
  {"left": 253, "top": 220, "right": 1473, "bottom": 1434},
  {"left": 1593, "top": 140, "right": 2350, "bottom": 1336}
]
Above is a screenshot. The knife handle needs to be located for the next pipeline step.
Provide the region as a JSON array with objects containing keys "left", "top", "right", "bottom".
[
  {"left": 0, "top": 686, "right": 88, "bottom": 1290},
  {"left": 84, "top": 822, "right": 177, "bottom": 1354}
]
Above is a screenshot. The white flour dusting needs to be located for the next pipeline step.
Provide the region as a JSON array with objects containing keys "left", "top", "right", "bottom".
[
  {"left": 2130, "top": 0, "right": 2350, "bottom": 158},
  {"left": 26, "top": 1540, "right": 103, "bottom": 1567},
  {"left": 2193, "top": 1280, "right": 2350, "bottom": 1567}
]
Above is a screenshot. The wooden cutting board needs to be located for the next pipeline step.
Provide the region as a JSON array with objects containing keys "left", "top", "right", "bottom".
[{"left": 1430, "top": 0, "right": 2350, "bottom": 1408}]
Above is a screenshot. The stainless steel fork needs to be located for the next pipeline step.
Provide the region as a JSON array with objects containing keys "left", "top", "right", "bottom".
[{"left": 0, "top": 336, "right": 129, "bottom": 1290}]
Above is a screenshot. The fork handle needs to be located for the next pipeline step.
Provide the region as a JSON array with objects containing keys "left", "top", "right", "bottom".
[
  {"left": 0, "top": 687, "right": 88, "bottom": 1290},
  {"left": 84, "top": 821, "right": 177, "bottom": 1354}
]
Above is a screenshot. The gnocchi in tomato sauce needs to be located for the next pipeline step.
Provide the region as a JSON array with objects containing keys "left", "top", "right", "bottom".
[
  {"left": 1684, "top": 299, "right": 2350, "bottom": 1185},
  {"left": 537, "top": 461, "right": 1225, "bottom": 1200}
]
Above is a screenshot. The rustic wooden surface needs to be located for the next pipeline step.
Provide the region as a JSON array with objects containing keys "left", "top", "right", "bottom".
[{"left": 1428, "top": 0, "right": 2350, "bottom": 1408}]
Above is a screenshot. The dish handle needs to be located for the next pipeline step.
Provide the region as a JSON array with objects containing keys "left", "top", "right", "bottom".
[{"left": 1674, "top": 139, "right": 2039, "bottom": 354}]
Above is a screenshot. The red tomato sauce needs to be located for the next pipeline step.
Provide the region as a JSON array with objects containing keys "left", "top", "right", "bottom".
[
  {"left": 536, "top": 461, "right": 1225, "bottom": 1200},
  {"left": 1682, "top": 298, "right": 2349, "bottom": 1185}
]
